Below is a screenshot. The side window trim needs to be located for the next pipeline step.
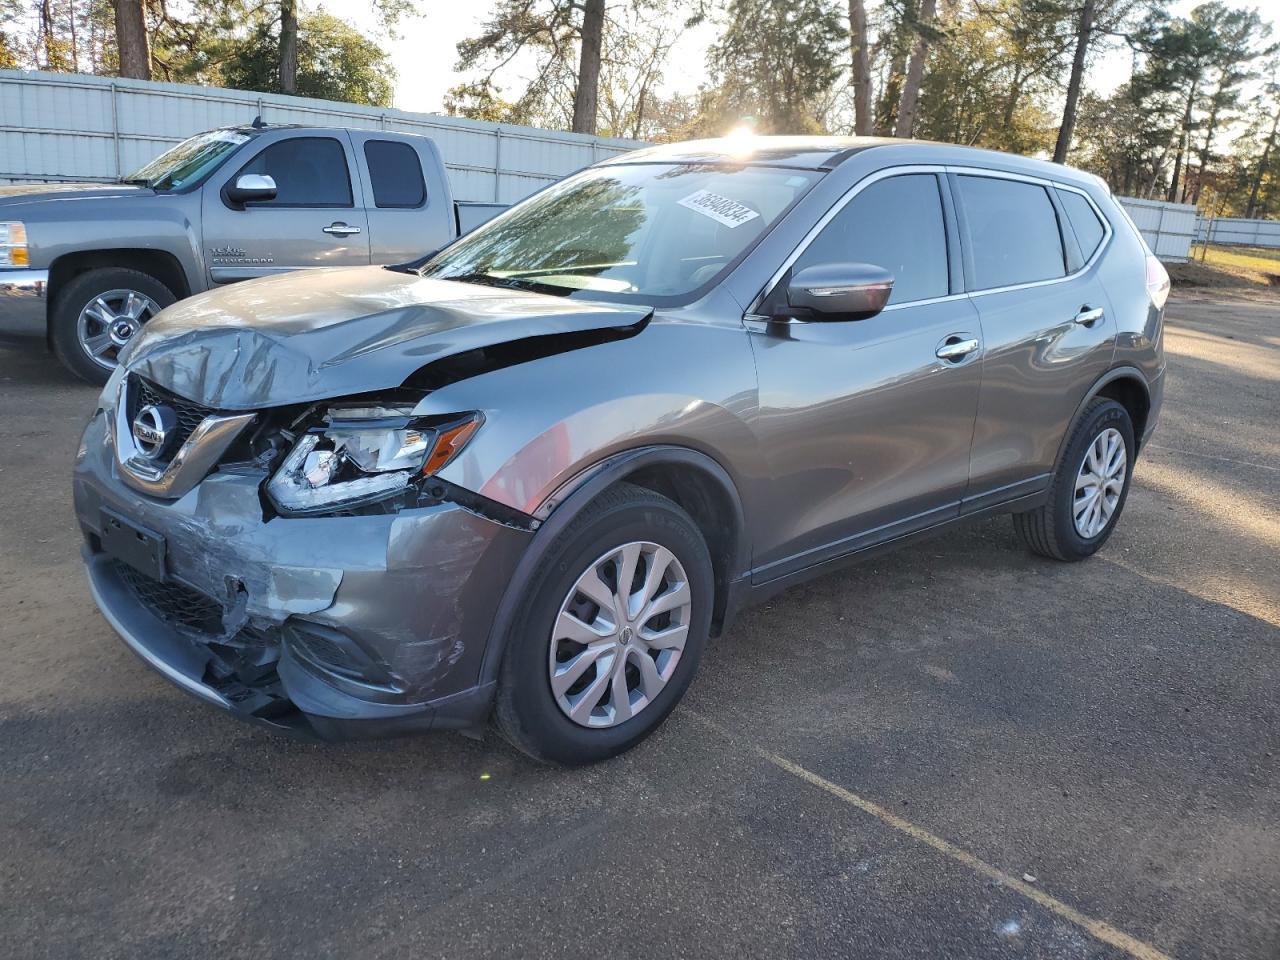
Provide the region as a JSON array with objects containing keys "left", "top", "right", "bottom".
[
  {"left": 945, "top": 165, "right": 1114, "bottom": 297},
  {"left": 1054, "top": 184, "right": 1112, "bottom": 270},
  {"left": 226, "top": 135, "right": 356, "bottom": 210},
  {"left": 1048, "top": 186, "right": 1084, "bottom": 273},
  {"left": 751, "top": 162, "right": 1117, "bottom": 315},
  {"left": 750, "top": 164, "right": 962, "bottom": 315},
  {"left": 936, "top": 172, "right": 965, "bottom": 295}
]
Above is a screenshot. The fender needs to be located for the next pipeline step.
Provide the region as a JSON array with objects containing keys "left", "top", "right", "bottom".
[
  {"left": 1052, "top": 364, "right": 1152, "bottom": 471},
  {"left": 476, "top": 444, "right": 750, "bottom": 689}
]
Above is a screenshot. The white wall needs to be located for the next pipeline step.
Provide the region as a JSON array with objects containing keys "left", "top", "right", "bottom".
[
  {"left": 1115, "top": 196, "right": 1199, "bottom": 263},
  {"left": 0, "top": 69, "right": 643, "bottom": 204},
  {"left": 1197, "top": 216, "right": 1280, "bottom": 250}
]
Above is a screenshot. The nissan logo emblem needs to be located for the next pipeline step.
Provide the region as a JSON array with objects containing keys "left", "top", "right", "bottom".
[{"left": 132, "top": 404, "right": 177, "bottom": 460}]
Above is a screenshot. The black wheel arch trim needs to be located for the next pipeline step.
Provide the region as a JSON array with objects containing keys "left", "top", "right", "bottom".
[
  {"left": 1054, "top": 365, "right": 1151, "bottom": 470},
  {"left": 476, "top": 444, "right": 750, "bottom": 690}
]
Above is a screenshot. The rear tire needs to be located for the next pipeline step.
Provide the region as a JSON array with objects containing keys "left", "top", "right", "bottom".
[
  {"left": 51, "top": 267, "right": 176, "bottom": 385},
  {"left": 494, "top": 483, "right": 713, "bottom": 765},
  {"left": 1013, "top": 397, "right": 1135, "bottom": 561}
]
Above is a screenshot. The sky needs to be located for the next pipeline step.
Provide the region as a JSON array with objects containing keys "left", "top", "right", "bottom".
[{"left": 324, "top": 0, "right": 1213, "bottom": 120}]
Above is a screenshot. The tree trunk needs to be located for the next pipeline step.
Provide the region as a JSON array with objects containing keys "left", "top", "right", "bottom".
[
  {"left": 1246, "top": 106, "right": 1280, "bottom": 218},
  {"left": 1002, "top": 69, "right": 1026, "bottom": 130},
  {"left": 1167, "top": 85, "right": 1195, "bottom": 203},
  {"left": 113, "top": 0, "right": 150, "bottom": 79},
  {"left": 572, "top": 0, "right": 604, "bottom": 134},
  {"left": 848, "top": 0, "right": 872, "bottom": 135},
  {"left": 894, "top": 0, "right": 937, "bottom": 139},
  {"left": 1053, "top": 0, "right": 1094, "bottom": 163},
  {"left": 876, "top": 0, "right": 915, "bottom": 134},
  {"left": 279, "top": 0, "right": 298, "bottom": 95},
  {"left": 1191, "top": 89, "right": 1224, "bottom": 206}
]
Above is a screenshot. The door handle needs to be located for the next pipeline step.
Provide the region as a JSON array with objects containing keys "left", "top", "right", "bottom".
[
  {"left": 936, "top": 336, "right": 980, "bottom": 361},
  {"left": 323, "top": 222, "right": 362, "bottom": 236},
  {"left": 1074, "top": 305, "right": 1104, "bottom": 326}
]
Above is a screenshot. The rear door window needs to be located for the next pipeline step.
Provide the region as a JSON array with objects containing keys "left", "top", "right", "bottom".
[
  {"left": 364, "top": 140, "right": 427, "bottom": 208},
  {"left": 789, "top": 173, "right": 950, "bottom": 305},
  {"left": 235, "top": 137, "right": 353, "bottom": 207},
  {"left": 1057, "top": 189, "right": 1107, "bottom": 261},
  {"left": 956, "top": 175, "right": 1065, "bottom": 290}
]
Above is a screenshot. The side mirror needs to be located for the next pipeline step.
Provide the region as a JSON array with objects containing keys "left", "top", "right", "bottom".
[
  {"left": 225, "top": 174, "right": 277, "bottom": 208},
  {"left": 784, "top": 262, "right": 895, "bottom": 321}
]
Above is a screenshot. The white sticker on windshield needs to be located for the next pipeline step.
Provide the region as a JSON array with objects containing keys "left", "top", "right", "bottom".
[{"left": 678, "top": 189, "right": 761, "bottom": 228}]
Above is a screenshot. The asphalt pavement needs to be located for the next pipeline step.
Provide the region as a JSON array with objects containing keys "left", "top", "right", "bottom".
[{"left": 0, "top": 294, "right": 1276, "bottom": 960}]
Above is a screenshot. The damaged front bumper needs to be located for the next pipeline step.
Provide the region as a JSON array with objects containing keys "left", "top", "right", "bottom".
[{"left": 73, "top": 406, "right": 532, "bottom": 740}]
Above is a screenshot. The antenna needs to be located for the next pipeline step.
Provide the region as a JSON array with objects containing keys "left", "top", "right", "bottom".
[{"left": 251, "top": 115, "right": 266, "bottom": 129}]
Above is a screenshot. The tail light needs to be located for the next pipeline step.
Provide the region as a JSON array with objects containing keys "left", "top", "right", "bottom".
[{"left": 1145, "top": 254, "right": 1170, "bottom": 311}]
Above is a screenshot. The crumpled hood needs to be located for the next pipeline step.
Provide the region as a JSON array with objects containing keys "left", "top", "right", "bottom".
[
  {"left": 0, "top": 182, "right": 152, "bottom": 206},
  {"left": 123, "top": 266, "right": 651, "bottom": 410}
]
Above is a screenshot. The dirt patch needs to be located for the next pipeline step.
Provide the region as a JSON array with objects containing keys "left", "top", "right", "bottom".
[{"left": 1167, "top": 260, "right": 1280, "bottom": 302}]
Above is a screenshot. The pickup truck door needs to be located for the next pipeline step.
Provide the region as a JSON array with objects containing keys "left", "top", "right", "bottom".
[
  {"left": 345, "top": 130, "right": 457, "bottom": 262},
  {"left": 201, "top": 130, "right": 371, "bottom": 284},
  {"left": 746, "top": 171, "right": 983, "bottom": 583}
]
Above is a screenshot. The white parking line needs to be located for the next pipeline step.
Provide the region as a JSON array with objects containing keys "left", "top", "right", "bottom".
[{"left": 687, "top": 711, "right": 1173, "bottom": 960}]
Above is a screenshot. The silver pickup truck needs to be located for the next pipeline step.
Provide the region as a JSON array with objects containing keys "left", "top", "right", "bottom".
[{"left": 0, "top": 122, "right": 505, "bottom": 383}]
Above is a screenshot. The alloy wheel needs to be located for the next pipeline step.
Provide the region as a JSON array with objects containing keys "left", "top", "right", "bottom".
[
  {"left": 76, "top": 288, "right": 161, "bottom": 372},
  {"left": 1074, "top": 427, "right": 1127, "bottom": 538},
  {"left": 548, "top": 541, "right": 692, "bottom": 729}
]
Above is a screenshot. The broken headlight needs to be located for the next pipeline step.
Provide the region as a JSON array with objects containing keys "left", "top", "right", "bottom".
[{"left": 266, "top": 406, "right": 481, "bottom": 515}]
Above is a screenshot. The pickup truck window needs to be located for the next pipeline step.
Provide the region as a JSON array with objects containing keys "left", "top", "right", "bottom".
[
  {"left": 125, "top": 129, "right": 250, "bottom": 191},
  {"left": 420, "top": 162, "right": 821, "bottom": 306},
  {"left": 364, "top": 140, "right": 427, "bottom": 208},
  {"left": 234, "top": 137, "right": 354, "bottom": 208}
]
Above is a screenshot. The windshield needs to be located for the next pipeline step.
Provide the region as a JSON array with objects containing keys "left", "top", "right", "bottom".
[
  {"left": 420, "top": 163, "right": 822, "bottom": 305},
  {"left": 126, "top": 129, "right": 251, "bottom": 191}
]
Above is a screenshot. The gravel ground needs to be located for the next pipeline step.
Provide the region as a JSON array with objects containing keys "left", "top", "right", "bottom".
[{"left": 0, "top": 294, "right": 1276, "bottom": 960}]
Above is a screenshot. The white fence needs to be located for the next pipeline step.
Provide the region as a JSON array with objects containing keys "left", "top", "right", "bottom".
[
  {"left": 1115, "top": 196, "right": 1199, "bottom": 263},
  {"left": 0, "top": 69, "right": 642, "bottom": 204},
  {"left": 1195, "top": 216, "right": 1280, "bottom": 250}
]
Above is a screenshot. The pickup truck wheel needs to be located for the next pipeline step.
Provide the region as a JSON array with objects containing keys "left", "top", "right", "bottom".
[
  {"left": 1013, "top": 398, "right": 1135, "bottom": 561},
  {"left": 494, "top": 483, "right": 713, "bottom": 765},
  {"left": 51, "top": 268, "right": 176, "bottom": 384}
]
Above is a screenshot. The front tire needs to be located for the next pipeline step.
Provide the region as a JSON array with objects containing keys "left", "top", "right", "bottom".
[
  {"left": 494, "top": 483, "right": 713, "bottom": 765},
  {"left": 1013, "top": 397, "right": 1135, "bottom": 561},
  {"left": 51, "top": 268, "right": 176, "bottom": 385}
]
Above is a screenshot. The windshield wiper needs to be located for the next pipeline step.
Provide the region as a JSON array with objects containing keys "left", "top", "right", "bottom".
[
  {"left": 442, "top": 272, "right": 569, "bottom": 296},
  {"left": 118, "top": 177, "right": 152, "bottom": 187}
]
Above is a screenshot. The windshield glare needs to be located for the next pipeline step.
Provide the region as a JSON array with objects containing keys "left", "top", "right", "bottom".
[
  {"left": 127, "top": 130, "right": 251, "bottom": 191},
  {"left": 421, "top": 163, "right": 821, "bottom": 304}
]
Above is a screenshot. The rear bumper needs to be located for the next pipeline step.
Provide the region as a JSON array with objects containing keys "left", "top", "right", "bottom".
[
  {"left": 74, "top": 407, "right": 532, "bottom": 741},
  {"left": 0, "top": 268, "right": 48, "bottom": 337}
]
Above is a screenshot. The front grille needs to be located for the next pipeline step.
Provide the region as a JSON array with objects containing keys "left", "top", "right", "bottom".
[
  {"left": 126, "top": 375, "right": 218, "bottom": 453},
  {"left": 113, "top": 560, "right": 226, "bottom": 634}
]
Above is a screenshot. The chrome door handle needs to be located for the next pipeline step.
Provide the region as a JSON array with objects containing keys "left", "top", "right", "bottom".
[
  {"left": 1074, "top": 305, "right": 1104, "bottom": 326},
  {"left": 936, "top": 337, "right": 980, "bottom": 361},
  {"left": 323, "top": 222, "right": 361, "bottom": 236}
]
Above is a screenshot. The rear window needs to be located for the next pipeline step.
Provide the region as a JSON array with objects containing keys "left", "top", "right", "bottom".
[
  {"left": 364, "top": 140, "right": 427, "bottom": 208},
  {"left": 956, "top": 175, "right": 1065, "bottom": 290},
  {"left": 1058, "top": 189, "right": 1107, "bottom": 260}
]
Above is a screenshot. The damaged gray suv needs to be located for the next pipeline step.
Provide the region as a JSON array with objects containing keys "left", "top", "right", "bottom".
[{"left": 74, "top": 137, "right": 1168, "bottom": 764}]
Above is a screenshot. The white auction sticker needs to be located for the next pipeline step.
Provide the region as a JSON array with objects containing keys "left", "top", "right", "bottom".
[{"left": 677, "top": 189, "right": 761, "bottom": 228}]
